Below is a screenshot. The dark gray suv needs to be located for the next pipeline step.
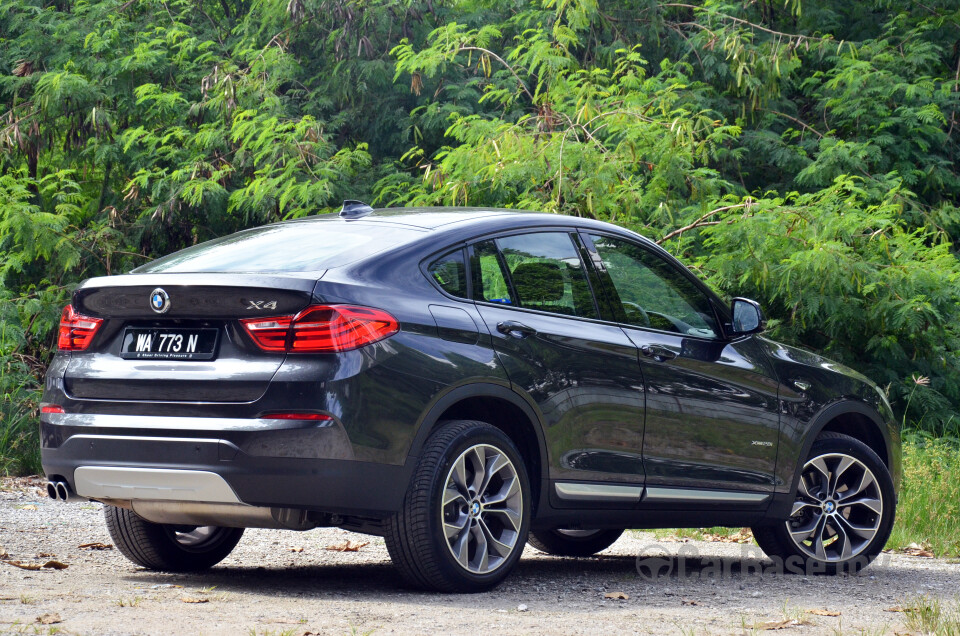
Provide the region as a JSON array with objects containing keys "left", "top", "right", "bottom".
[{"left": 41, "top": 204, "right": 900, "bottom": 591}]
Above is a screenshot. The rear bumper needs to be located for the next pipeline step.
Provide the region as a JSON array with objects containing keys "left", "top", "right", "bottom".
[{"left": 41, "top": 413, "right": 413, "bottom": 517}]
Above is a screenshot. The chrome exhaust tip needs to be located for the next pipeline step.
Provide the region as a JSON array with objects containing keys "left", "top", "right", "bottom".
[
  {"left": 47, "top": 482, "right": 59, "bottom": 500},
  {"left": 55, "top": 481, "right": 69, "bottom": 501}
]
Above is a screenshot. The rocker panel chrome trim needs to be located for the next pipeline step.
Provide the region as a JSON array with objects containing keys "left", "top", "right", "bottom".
[
  {"left": 643, "top": 487, "right": 770, "bottom": 504},
  {"left": 554, "top": 482, "right": 643, "bottom": 501}
]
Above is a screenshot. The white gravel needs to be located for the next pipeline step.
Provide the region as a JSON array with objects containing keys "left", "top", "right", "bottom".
[{"left": 1, "top": 476, "right": 957, "bottom": 635}]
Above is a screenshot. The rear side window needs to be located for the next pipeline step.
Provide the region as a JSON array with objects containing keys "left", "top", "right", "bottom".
[
  {"left": 134, "top": 222, "right": 424, "bottom": 273},
  {"left": 427, "top": 249, "right": 468, "bottom": 298},
  {"left": 494, "top": 232, "right": 598, "bottom": 319}
]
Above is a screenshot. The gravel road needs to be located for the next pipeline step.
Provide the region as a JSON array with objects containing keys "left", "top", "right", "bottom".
[{"left": 1, "top": 476, "right": 956, "bottom": 635}]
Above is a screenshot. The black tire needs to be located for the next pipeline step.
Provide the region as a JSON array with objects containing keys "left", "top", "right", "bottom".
[
  {"left": 528, "top": 529, "right": 624, "bottom": 557},
  {"left": 104, "top": 505, "right": 244, "bottom": 572},
  {"left": 385, "top": 420, "right": 531, "bottom": 593},
  {"left": 752, "top": 432, "right": 896, "bottom": 575}
]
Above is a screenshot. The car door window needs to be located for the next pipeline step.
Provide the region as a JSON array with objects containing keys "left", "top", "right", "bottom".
[
  {"left": 495, "top": 232, "right": 598, "bottom": 318},
  {"left": 589, "top": 234, "right": 719, "bottom": 338},
  {"left": 472, "top": 240, "right": 514, "bottom": 304}
]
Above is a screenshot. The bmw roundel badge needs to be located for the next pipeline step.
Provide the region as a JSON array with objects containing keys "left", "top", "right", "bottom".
[{"left": 150, "top": 288, "right": 170, "bottom": 314}]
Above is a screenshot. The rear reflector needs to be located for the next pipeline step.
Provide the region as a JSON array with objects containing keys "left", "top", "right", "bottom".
[
  {"left": 261, "top": 413, "right": 333, "bottom": 421},
  {"left": 58, "top": 305, "right": 103, "bottom": 351},
  {"left": 41, "top": 405, "right": 65, "bottom": 414},
  {"left": 241, "top": 305, "right": 399, "bottom": 353}
]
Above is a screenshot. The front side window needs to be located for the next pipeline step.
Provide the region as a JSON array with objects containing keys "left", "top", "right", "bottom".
[
  {"left": 494, "top": 232, "right": 598, "bottom": 318},
  {"left": 589, "top": 234, "right": 719, "bottom": 338}
]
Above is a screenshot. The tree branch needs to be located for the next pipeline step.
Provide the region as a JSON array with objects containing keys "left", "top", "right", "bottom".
[
  {"left": 662, "top": 3, "right": 832, "bottom": 43},
  {"left": 759, "top": 108, "right": 824, "bottom": 138},
  {"left": 459, "top": 46, "right": 535, "bottom": 103},
  {"left": 657, "top": 200, "right": 753, "bottom": 244}
]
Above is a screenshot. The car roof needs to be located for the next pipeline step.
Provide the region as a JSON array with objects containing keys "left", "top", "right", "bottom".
[
  {"left": 278, "top": 207, "right": 537, "bottom": 230},
  {"left": 271, "top": 205, "right": 663, "bottom": 254}
]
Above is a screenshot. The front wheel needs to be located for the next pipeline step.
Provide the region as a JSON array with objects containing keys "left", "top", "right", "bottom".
[
  {"left": 105, "top": 505, "right": 244, "bottom": 572},
  {"left": 385, "top": 420, "right": 531, "bottom": 592},
  {"left": 752, "top": 432, "right": 896, "bottom": 574},
  {"left": 528, "top": 529, "right": 624, "bottom": 557}
]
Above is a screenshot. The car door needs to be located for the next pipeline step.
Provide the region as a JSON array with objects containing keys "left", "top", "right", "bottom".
[
  {"left": 469, "top": 231, "right": 646, "bottom": 502},
  {"left": 583, "top": 232, "right": 781, "bottom": 501}
]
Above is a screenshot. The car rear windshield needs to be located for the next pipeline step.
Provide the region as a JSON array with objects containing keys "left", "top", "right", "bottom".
[{"left": 133, "top": 222, "right": 425, "bottom": 273}]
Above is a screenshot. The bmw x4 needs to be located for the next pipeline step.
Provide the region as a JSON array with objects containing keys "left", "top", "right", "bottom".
[{"left": 40, "top": 203, "right": 900, "bottom": 592}]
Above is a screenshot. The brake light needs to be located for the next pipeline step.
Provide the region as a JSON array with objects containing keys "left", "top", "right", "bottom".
[
  {"left": 240, "top": 305, "right": 399, "bottom": 353},
  {"left": 57, "top": 305, "right": 103, "bottom": 351},
  {"left": 41, "top": 405, "right": 65, "bottom": 414}
]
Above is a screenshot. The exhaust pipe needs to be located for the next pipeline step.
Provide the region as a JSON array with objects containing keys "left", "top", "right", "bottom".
[{"left": 47, "top": 480, "right": 82, "bottom": 502}]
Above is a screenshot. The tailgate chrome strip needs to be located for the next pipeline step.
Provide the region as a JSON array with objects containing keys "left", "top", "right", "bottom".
[{"left": 43, "top": 412, "right": 334, "bottom": 431}]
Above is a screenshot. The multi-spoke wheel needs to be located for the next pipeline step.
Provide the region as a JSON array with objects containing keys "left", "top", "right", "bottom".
[
  {"left": 528, "top": 528, "right": 624, "bottom": 557},
  {"left": 441, "top": 444, "right": 524, "bottom": 574},
  {"left": 385, "top": 420, "right": 531, "bottom": 592},
  {"left": 105, "top": 505, "right": 244, "bottom": 572},
  {"left": 753, "top": 432, "right": 896, "bottom": 574}
]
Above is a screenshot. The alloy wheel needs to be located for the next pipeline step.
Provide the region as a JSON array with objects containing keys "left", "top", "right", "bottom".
[
  {"left": 163, "top": 525, "right": 233, "bottom": 552},
  {"left": 786, "top": 452, "right": 883, "bottom": 562},
  {"left": 441, "top": 443, "right": 523, "bottom": 574}
]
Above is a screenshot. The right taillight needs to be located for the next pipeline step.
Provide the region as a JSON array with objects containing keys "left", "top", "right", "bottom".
[
  {"left": 240, "top": 305, "right": 399, "bottom": 353},
  {"left": 57, "top": 304, "right": 103, "bottom": 351}
]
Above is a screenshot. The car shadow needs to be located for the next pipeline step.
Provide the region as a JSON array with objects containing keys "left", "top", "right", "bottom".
[{"left": 118, "top": 549, "right": 925, "bottom": 602}]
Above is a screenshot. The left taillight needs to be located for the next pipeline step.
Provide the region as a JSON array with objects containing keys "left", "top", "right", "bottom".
[
  {"left": 240, "top": 304, "right": 399, "bottom": 353},
  {"left": 57, "top": 304, "right": 103, "bottom": 351}
]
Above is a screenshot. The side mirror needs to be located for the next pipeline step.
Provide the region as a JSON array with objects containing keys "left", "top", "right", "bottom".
[{"left": 731, "top": 298, "right": 765, "bottom": 335}]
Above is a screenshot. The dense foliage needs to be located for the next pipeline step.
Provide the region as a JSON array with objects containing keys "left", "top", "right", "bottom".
[{"left": 1, "top": 0, "right": 959, "bottom": 472}]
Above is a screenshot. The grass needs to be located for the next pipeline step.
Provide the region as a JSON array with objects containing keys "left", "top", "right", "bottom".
[
  {"left": 887, "top": 433, "right": 960, "bottom": 557},
  {"left": 0, "top": 327, "right": 42, "bottom": 476},
  {"left": 115, "top": 596, "right": 142, "bottom": 608},
  {"left": 900, "top": 595, "right": 960, "bottom": 635}
]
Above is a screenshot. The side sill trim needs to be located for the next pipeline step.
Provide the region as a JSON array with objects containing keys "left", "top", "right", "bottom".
[
  {"left": 643, "top": 487, "right": 770, "bottom": 504},
  {"left": 554, "top": 482, "right": 643, "bottom": 502},
  {"left": 74, "top": 466, "right": 241, "bottom": 503}
]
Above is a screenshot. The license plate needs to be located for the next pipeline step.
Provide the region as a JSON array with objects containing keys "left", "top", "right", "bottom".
[{"left": 120, "top": 328, "right": 219, "bottom": 360}]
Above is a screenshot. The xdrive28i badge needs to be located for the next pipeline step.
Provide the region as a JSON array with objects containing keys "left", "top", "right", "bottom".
[{"left": 149, "top": 288, "right": 170, "bottom": 314}]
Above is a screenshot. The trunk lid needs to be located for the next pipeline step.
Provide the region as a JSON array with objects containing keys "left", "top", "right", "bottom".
[{"left": 64, "top": 273, "right": 318, "bottom": 403}]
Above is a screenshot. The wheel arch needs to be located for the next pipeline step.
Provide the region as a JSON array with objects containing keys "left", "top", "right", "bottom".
[
  {"left": 409, "top": 383, "right": 548, "bottom": 513},
  {"left": 772, "top": 399, "right": 898, "bottom": 519}
]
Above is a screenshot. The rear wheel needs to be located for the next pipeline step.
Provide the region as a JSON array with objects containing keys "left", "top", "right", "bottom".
[
  {"left": 385, "top": 420, "right": 531, "bottom": 592},
  {"left": 105, "top": 505, "right": 244, "bottom": 572},
  {"left": 752, "top": 432, "right": 895, "bottom": 574},
  {"left": 528, "top": 528, "right": 624, "bottom": 557}
]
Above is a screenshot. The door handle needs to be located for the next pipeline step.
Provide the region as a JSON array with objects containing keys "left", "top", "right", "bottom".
[
  {"left": 496, "top": 321, "right": 537, "bottom": 339},
  {"left": 640, "top": 344, "right": 677, "bottom": 362}
]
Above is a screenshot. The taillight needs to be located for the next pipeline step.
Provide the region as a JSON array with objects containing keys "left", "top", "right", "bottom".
[
  {"left": 57, "top": 305, "right": 103, "bottom": 351},
  {"left": 41, "top": 405, "right": 65, "bottom": 414},
  {"left": 240, "top": 305, "right": 399, "bottom": 353}
]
